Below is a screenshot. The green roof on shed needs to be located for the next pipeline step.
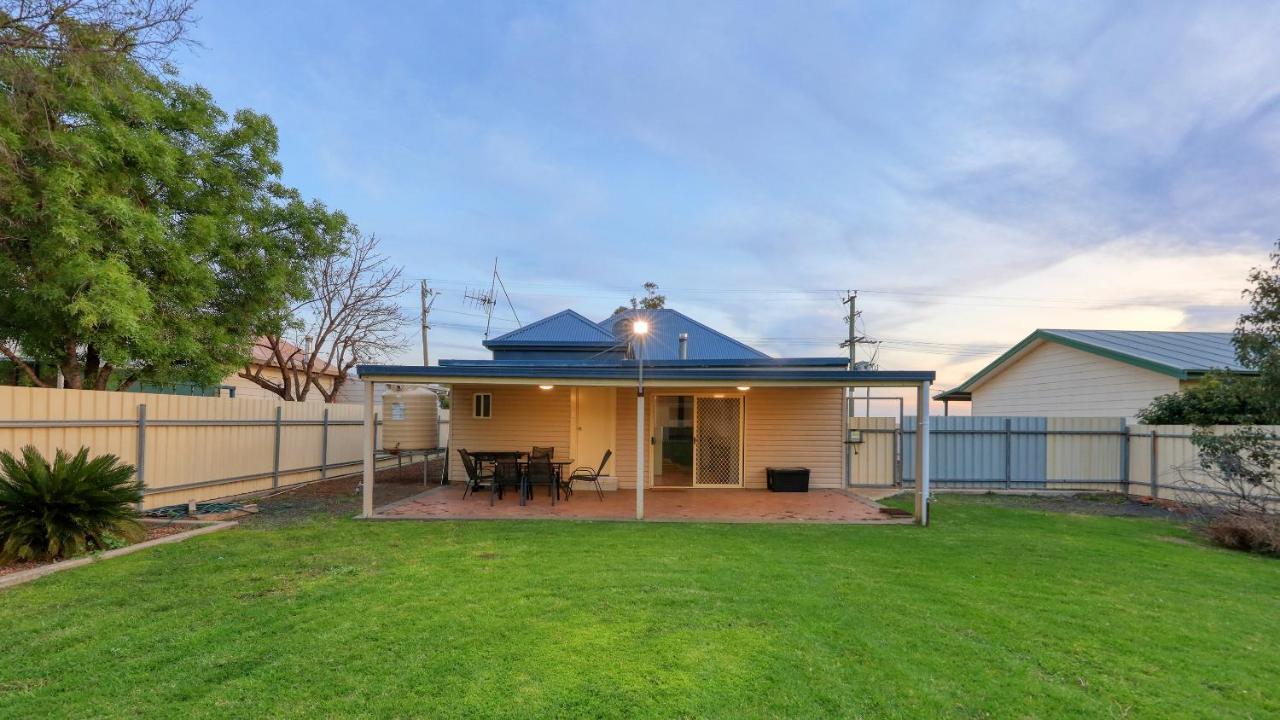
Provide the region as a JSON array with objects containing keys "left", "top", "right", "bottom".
[{"left": 934, "top": 329, "right": 1256, "bottom": 401}]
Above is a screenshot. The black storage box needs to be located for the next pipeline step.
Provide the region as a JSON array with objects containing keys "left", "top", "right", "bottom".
[{"left": 766, "top": 467, "right": 810, "bottom": 492}]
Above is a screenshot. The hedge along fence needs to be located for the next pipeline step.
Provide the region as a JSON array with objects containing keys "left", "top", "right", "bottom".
[
  {"left": 854, "top": 415, "right": 1280, "bottom": 505},
  {"left": 0, "top": 385, "right": 409, "bottom": 510}
]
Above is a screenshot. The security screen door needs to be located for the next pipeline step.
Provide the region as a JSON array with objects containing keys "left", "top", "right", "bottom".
[{"left": 692, "top": 396, "right": 744, "bottom": 487}]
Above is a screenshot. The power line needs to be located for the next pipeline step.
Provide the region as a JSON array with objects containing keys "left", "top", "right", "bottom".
[{"left": 419, "top": 276, "right": 1238, "bottom": 309}]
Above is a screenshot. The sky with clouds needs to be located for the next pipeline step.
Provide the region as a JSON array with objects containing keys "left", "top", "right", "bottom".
[{"left": 174, "top": 1, "right": 1280, "bottom": 409}]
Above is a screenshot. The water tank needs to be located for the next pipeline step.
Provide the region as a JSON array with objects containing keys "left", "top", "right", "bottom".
[{"left": 381, "top": 386, "right": 439, "bottom": 453}]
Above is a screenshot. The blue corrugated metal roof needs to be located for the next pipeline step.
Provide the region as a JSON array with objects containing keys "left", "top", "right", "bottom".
[
  {"left": 484, "top": 309, "right": 617, "bottom": 348},
  {"left": 599, "top": 309, "right": 770, "bottom": 360}
]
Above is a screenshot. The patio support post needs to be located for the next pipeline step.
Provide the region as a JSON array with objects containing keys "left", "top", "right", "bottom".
[
  {"left": 362, "top": 380, "right": 375, "bottom": 518},
  {"left": 842, "top": 387, "right": 851, "bottom": 487},
  {"left": 636, "top": 392, "right": 645, "bottom": 520},
  {"left": 914, "top": 380, "right": 931, "bottom": 526}
]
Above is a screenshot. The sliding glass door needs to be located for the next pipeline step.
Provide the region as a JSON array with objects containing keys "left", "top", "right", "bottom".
[{"left": 651, "top": 394, "right": 744, "bottom": 487}]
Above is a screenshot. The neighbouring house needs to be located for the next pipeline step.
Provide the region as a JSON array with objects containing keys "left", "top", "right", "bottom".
[
  {"left": 221, "top": 337, "right": 343, "bottom": 402},
  {"left": 357, "top": 308, "right": 937, "bottom": 522},
  {"left": 1, "top": 337, "right": 346, "bottom": 401},
  {"left": 934, "top": 329, "right": 1256, "bottom": 418}
]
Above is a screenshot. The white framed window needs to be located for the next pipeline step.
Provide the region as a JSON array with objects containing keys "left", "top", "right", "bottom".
[{"left": 473, "top": 392, "right": 492, "bottom": 419}]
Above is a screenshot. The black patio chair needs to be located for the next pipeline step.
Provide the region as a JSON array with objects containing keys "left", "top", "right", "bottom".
[
  {"left": 493, "top": 457, "right": 525, "bottom": 506},
  {"left": 565, "top": 449, "right": 611, "bottom": 501},
  {"left": 459, "top": 450, "right": 500, "bottom": 504},
  {"left": 531, "top": 446, "right": 555, "bottom": 459},
  {"left": 526, "top": 454, "right": 556, "bottom": 504}
]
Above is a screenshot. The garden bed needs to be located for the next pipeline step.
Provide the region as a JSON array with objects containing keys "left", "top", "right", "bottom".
[{"left": 0, "top": 518, "right": 234, "bottom": 590}]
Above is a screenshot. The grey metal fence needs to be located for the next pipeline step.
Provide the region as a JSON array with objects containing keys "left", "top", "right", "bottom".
[{"left": 884, "top": 416, "right": 1130, "bottom": 491}]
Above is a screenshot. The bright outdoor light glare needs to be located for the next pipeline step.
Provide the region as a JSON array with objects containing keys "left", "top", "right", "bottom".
[
  {"left": 538, "top": 385, "right": 554, "bottom": 390},
  {"left": 737, "top": 386, "right": 751, "bottom": 391},
  {"left": 632, "top": 320, "right": 649, "bottom": 335}
]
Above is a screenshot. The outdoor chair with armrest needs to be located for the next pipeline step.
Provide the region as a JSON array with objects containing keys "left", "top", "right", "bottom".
[
  {"left": 565, "top": 449, "right": 611, "bottom": 501},
  {"left": 459, "top": 450, "right": 500, "bottom": 505}
]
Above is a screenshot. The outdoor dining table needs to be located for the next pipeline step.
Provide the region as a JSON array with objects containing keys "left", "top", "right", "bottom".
[{"left": 469, "top": 451, "right": 574, "bottom": 505}]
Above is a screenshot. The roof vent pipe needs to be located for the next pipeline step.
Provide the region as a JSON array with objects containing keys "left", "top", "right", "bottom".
[{"left": 678, "top": 333, "right": 688, "bottom": 360}]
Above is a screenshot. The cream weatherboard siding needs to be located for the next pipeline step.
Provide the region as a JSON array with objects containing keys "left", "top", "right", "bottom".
[
  {"left": 615, "top": 387, "right": 844, "bottom": 489},
  {"left": 970, "top": 341, "right": 1180, "bottom": 418},
  {"left": 452, "top": 384, "right": 845, "bottom": 490},
  {"left": 446, "top": 384, "right": 571, "bottom": 485},
  {"left": 742, "top": 387, "right": 843, "bottom": 489}
]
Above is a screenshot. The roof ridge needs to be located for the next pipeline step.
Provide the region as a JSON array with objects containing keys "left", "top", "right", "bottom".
[
  {"left": 599, "top": 308, "right": 769, "bottom": 359},
  {"left": 486, "top": 309, "right": 615, "bottom": 345},
  {"left": 1042, "top": 328, "right": 1232, "bottom": 335}
]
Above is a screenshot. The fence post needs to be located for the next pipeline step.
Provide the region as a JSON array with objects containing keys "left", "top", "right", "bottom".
[
  {"left": 1119, "top": 420, "right": 1130, "bottom": 495},
  {"left": 135, "top": 403, "right": 147, "bottom": 510},
  {"left": 1003, "top": 418, "right": 1012, "bottom": 490},
  {"left": 272, "top": 405, "right": 282, "bottom": 488},
  {"left": 894, "top": 428, "right": 902, "bottom": 487},
  {"left": 1149, "top": 429, "right": 1159, "bottom": 497},
  {"left": 320, "top": 407, "right": 330, "bottom": 481}
]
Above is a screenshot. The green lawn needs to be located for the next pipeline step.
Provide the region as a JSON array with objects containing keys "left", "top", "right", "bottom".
[{"left": 1, "top": 497, "right": 1278, "bottom": 718}]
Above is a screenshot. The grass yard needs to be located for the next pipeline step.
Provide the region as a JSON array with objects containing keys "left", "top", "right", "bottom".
[{"left": 1, "top": 496, "right": 1278, "bottom": 718}]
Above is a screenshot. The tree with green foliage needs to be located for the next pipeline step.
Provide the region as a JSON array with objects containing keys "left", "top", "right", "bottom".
[
  {"left": 1137, "top": 372, "right": 1270, "bottom": 425},
  {"left": 0, "top": 8, "right": 346, "bottom": 390},
  {"left": 614, "top": 281, "right": 666, "bottom": 315},
  {"left": 1139, "top": 242, "right": 1280, "bottom": 547}
]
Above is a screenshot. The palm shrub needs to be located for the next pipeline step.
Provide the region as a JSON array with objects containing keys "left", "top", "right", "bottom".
[{"left": 0, "top": 446, "right": 144, "bottom": 562}]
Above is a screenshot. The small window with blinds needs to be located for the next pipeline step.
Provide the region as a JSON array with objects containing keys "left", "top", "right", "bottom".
[{"left": 473, "top": 393, "right": 492, "bottom": 419}]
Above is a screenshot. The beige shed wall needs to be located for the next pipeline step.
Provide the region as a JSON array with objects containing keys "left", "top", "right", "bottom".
[
  {"left": 970, "top": 341, "right": 1180, "bottom": 418},
  {"left": 446, "top": 384, "right": 571, "bottom": 484}
]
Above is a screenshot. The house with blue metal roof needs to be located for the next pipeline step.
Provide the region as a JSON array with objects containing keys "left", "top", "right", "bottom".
[
  {"left": 935, "top": 329, "right": 1256, "bottom": 418},
  {"left": 356, "top": 307, "right": 938, "bottom": 524}
]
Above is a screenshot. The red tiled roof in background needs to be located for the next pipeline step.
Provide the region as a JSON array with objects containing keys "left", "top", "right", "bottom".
[{"left": 249, "top": 337, "right": 343, "bottom": 377}]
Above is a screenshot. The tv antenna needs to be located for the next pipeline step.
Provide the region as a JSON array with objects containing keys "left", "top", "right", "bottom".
[{"left": 464, "top": 257, "right": 522, "bottom": 339}]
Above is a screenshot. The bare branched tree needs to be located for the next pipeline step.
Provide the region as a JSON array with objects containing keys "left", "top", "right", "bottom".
[
  {"left": 1173, "top": 427, "right": 1280, "bottom": 516},
  {"left": 0, "top": 0, "right": 196, "bottom": 61},
  {"left": 239, "top": 233, "right": 410, "bottom": 402}
]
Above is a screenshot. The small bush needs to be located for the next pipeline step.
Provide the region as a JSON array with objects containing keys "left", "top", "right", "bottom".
[
  {"left": 0, "top": 446, "right": 144, "bottom": 562},
  {"left": 1205, "top": 512, "right": 1280, "bottom": 556}
]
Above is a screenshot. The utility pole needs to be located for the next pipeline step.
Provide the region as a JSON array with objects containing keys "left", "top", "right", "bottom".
[
  {"left": 842, "top": 290, "right": 858, "bottom": 366},
  {"left": 420, "top": 280, "right": 437, "bottom": 366},
  {"left": 840, "top": 291, "right": 875, "bottom": 416}
]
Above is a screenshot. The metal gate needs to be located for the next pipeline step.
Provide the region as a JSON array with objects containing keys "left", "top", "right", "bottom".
[{"left": 693, "top": 396, "right": 743, "bottom": 487}]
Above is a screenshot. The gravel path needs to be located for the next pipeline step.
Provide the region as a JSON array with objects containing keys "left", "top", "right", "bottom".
[{"left": 235, "top": 459, "right": 445, "bottom": 528}]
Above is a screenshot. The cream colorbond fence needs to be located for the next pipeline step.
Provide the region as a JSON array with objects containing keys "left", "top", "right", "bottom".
[
  {"left": 848, "top": 417, "right": 898, "bottom": 486},
  {"left": 0, "top": 386, "right": 407, "bottom": 510},
  {"left": 1128, "top": 424, "right": 1280, "bottom": 503}
]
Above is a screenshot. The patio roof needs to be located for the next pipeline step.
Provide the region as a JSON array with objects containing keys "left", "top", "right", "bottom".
[{"left": 356, "top": 362, "right": 935, "bottom": 387}]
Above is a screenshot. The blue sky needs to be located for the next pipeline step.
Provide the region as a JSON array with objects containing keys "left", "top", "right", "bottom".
[{"left": 175, "top": 1, "right": 1280, "bottom": 395}]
